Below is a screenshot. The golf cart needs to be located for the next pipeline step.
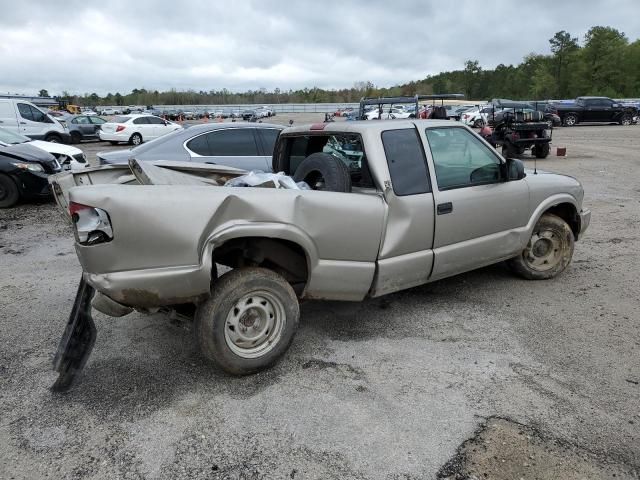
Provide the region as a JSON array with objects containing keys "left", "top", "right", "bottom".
[
  {"left": 357, "top": 94, "right": 465, "bottom": 121},
  {"left": 488, "top": 99, "right": 552, "bottom": 159}
]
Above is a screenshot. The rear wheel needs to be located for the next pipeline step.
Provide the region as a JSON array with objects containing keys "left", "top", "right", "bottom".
[
  {"left": 534, "top": 143, "right": 550, "bottom": 158},
  {"left": 502, "top": 141, "right": 517, "bottom": 158},
  {"left": 0, "top": 174, "right": 20, "bottom": 208},
  {"left": 508, "top": 213, "right": 574, "bottom": 280},
  {"left": 195, "top": 267, "right": 300, "bottom": 375},
  {"left": 129, "top": 133, "right": 142, "bottom": 146}
]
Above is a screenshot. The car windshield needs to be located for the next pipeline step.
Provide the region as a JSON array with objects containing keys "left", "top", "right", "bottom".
[
  {"left": 0, "top": 127, "right": 30, "bottom": 145},
  {"left": 112, "top": 116, "right": 131, "bottom": 123}
]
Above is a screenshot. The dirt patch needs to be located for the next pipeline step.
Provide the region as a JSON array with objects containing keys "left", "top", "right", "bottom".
[{"left": 437, "top": 417, "right": 637, "bottom": 479}]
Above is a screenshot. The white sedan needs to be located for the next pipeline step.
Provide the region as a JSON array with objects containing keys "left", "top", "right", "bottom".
[
  {"left": 460, "top": 105, "right": 498, "bottom": 127},
  {"left": 366, "top": 107, "right": 413, "bottom": 120},
  {"left": 99, "top": 114, "right": 182, "bottom": 146}
]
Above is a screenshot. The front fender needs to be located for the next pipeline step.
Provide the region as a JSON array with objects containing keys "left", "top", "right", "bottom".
[{"left": 526, "top": 193, "right": 580, "bottom": 235}]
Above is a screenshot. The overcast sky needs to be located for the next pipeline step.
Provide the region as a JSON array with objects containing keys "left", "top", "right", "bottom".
[{"left": 1, "top": 0, "right": 639, "bottom": 96}]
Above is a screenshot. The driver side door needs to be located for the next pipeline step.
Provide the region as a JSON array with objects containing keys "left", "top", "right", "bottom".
[{"left": 420, "top": 126, "right": 530, "bottom": 280}]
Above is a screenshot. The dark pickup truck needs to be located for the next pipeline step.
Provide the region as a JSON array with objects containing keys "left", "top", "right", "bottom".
[{"left": 556, "top": 97, "right": 637, "bottom": 126}]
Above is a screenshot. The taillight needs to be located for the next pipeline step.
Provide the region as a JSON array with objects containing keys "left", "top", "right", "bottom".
[
  {"left": 69, "top": 201, "right": 113, "bottom": 245},
  {"left": 115, "top": 125, "right": 126, "bottom": 132}
]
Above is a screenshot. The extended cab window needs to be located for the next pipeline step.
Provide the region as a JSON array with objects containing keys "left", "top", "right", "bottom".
[
  {"left": 284, "top": 133, "right": 374, "bottom": 189},
  {"left": 381, "top": 128, "right": 430, "bottom": 195},
  {"left": 425, "top": 127, "right": 501, "bottom": 190}
]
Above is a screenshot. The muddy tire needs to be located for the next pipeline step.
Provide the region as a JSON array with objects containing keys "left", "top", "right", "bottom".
[
  {"left": 293, "top": 152, "right": 351, "bottom": 192},
  {"left": 0, "top": 174, "right": 20, "bottom": 208},
  {"left": 195, "top": 267, "right": 299, "bottom": 375},
  {"left": 508, "top": 213, "right": 574, "bottom": 280},
  {"left": 563, "top": 114, "right": 577, "bottom": 126}
]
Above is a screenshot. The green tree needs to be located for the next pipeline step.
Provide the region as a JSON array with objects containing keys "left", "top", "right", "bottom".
[
  {"left": 38, "top": 89, "right": 49, "bottom": 97},
  {"left": 582, "top": 26, "right": 628, "bottom": 96},
  {"left": 462, "top": 60, "right": 481, "bottom": 98},
  {"left": 549, "top": 31, "right": 579, "bottom": 97}
]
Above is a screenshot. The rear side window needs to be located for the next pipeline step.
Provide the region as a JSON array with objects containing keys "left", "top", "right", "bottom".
[
  {"left": 133, "top": 117, "right": 149, "bottom": 125},
  {"left": 207, "top": 128, "right": 258, "bottom": 156},
  {"left": 381, "top": 129, "right": 431, "bottom": 195},
  {"left": 112, "top": 116, "right": 131, "bottom": 123},
  {"left": 257, "top": 128, "right": 281, "bottom": 156},
  {"left": 186, "top": 133, "right": 210, "bottom": 156},
  {"left": 146, "top": 116, "right": 165, "bottom": 125}
]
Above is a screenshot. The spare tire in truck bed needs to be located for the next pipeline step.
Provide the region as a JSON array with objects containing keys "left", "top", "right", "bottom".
[{"left": 292, "top": 152, "right": 352, "bottom": 192}]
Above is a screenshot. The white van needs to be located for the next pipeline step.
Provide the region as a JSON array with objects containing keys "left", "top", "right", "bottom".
[{"left": 0, "top": 98, "right": 71, "bottom": 143}]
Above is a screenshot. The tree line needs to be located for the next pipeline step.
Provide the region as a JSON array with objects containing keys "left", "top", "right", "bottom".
[{"left": 41, "top": 26, "right": 640, "bottom": 106}]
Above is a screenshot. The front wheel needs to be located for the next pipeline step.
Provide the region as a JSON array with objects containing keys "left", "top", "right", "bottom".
[
  {"left": 195, "top": 267, "right": 300, "bottom": 375},
  {"left": 620, "top": 114, "right": 632, "bottom": 126},
  {"left": 563, "top": 114, "right": 577, "bottom": 126},
  {"left": 45, "top": 134, "right": 62, "bottom": 143},
  {"left": 0, "top": 174, "right": 20, "bottom": 208},
  {"left": 508, "top": 213, "right": 574, "bottom": 280}
]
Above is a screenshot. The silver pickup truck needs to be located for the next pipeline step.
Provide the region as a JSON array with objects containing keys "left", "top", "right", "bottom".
[{"left": 50, "top": 120, "right": 590, "bottom": 389}]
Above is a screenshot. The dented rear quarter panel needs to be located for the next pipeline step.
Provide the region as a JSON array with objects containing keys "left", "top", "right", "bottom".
[{"left": 71, "top": 184, "right": 386, "bottom": 304}]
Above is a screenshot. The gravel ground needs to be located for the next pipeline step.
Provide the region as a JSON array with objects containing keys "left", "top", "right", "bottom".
[{"left": 0, "top": 123, "right": 639, "bottom": 479}]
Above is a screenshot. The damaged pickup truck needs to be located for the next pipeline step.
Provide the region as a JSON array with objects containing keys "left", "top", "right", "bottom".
[{"left": 49, "top": 120, "right": 590, "bottom": 390}]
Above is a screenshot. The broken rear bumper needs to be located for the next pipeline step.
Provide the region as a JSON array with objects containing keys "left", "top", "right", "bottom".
[{"left": 51, "top": 277, "right": 96, "bottom": 392}]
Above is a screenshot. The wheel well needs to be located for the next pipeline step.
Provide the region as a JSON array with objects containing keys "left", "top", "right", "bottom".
[
  {"left": 45, "top": 132, "right": 62, "bottom": 140},
  {"left": 212, "top": 237, "right": 309, "bottom": 295},
  {"left": 544, "top": 203, "right": 580, "bottom": 239}
]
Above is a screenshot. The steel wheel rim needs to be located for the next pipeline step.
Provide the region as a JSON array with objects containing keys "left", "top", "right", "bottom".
[
  {"left": 523, "top": 229, "right": 567, "bottom": 272},
  {"left": 224, "top": 290, "right": 286, "bottom": 358}
]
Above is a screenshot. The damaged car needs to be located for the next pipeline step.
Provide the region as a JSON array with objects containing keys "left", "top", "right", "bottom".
[{"left": 49, "top": 120, "right": 590, "bottom": 389}]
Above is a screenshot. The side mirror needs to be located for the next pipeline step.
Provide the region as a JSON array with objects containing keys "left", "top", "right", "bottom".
[{"left": 505, "top": 157, "right": 526, "bottom": 181}]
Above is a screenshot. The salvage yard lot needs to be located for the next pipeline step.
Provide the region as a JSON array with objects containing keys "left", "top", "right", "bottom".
[{"left": 1, "top": 123, "right": 639, "bottom": 479}]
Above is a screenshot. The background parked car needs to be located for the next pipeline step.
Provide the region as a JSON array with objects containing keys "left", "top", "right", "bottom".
[
  {"left": 100, "top": 107, "right": 121, "bottom": 115},
  {"left": 0, "top": 130, "right": 63, "bottom": 208},
  {"left": 460, "top": 105, "right": 499, "bottom": 127},
  {"left": 62, "top": 115, "right": 107, "bottom": 143},
  {"left": 97, "top": 123, "right": 282, "bottom": 171},
  {"left": 99, "top": 114, "right": 182, "bottom": 146}
]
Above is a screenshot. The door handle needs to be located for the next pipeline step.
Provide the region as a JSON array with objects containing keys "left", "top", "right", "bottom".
[
  {"left": 20, "top": 121, "right": 27, "bottom": 125},
  {"left": 437, "top": 202, "right": 453, "bottom": 215}
]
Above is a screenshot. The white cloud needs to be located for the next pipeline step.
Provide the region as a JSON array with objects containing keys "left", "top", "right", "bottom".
[{"left": 0, "top": 0, "right": 639, "bottom": 96}]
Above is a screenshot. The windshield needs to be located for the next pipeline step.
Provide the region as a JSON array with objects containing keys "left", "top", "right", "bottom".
[{"left": 0, "top": 127, "right": 30, "bottom": 145}]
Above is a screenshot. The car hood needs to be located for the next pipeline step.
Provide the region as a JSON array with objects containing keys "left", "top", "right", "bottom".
[
  {"left": 0, "top": 142, "right": 56, "bottom": 162},
  {"left": 29, "top": 140, "right": 82, "bottom": 156},
  {"left": 97, "top": 149, "right": 134, "bottom": 165}
]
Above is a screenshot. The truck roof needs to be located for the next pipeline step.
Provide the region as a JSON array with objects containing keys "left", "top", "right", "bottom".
[{"left": 281, "top": 119, "right": 460, "bottom": 135}]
